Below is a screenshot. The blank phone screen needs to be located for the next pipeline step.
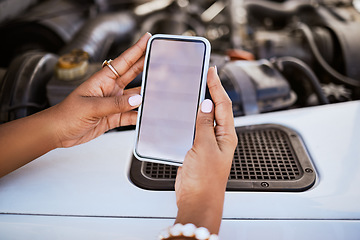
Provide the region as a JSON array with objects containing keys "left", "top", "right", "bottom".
[{"left": 136, "top": 38, "right": 207, "bottom": 163}]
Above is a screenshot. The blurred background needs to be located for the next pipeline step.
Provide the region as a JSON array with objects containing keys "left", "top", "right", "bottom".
[{"left": 0, "top": 0, "right": 359, "bottom": 124}]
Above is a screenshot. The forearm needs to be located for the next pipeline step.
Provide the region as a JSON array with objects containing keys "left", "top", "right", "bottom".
[{"left": 0, "top": 108, "right": 59, "bottom": 178}]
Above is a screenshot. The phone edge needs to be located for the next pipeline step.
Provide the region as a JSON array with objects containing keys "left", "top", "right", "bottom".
[{"left": 133, "top": 34, "right": 211, "bottom": 166}]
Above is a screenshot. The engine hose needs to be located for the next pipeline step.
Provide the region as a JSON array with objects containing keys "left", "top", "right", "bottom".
[
  {"left": 297, "top": 23, "right": 360, "bottom": 87},
  {"left": 274, "top": 56, "right": 329, "bottom": 105},
  {"left": 0, "top": 52, "right": 58, "bottom": 123},
  {"left": 59, "top": 12, "right": 135, "bottom": 62}
]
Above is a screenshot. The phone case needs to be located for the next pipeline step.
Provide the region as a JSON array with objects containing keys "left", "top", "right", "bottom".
[{"left": 133, "top": 34, "right": 211, "bottom": 166}]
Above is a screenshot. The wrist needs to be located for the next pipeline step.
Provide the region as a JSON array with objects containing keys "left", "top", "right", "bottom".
[
  {"left": 175, "top": 189, "right": 225, "bottom": 234},
  {"left": 39, "top": 106, "right": 63, "bottom": 149},
  {"left": 159, "top": 223, "right": 219, "bottom": 240}
]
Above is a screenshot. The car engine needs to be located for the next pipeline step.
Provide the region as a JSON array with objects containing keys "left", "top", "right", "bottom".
[{"left": 0, "top": 0, "right": 359, "bottom": 123}]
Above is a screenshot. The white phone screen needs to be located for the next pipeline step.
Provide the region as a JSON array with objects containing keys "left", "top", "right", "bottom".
[{"left": 136, "top": 37, "right": 208, "bottom": 164}]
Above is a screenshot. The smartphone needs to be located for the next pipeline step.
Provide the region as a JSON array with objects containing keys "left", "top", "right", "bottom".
[{"left": 134, "top": 34, "right": 211, "bottom": 166}]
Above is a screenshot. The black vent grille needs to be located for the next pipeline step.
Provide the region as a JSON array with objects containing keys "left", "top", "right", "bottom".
[
  {"left": 144, "top": 163, "right": 177, "bottom": 179},
  {"left": 230, "top": 129, "right": 301, "bottom": 180},
  {"left": 131, "top": 124, "right": 315, "bottom": 191}
]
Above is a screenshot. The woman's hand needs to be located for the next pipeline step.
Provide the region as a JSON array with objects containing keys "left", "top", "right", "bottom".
[
  {"left": 0, "top": 33, "right": 151, "bottom": 178},
  {"left": 175, "top": 67, "right": 238, "bottom": 234},
  {"left": 50, "top": 32, "right": 151, "bottom": 148}
]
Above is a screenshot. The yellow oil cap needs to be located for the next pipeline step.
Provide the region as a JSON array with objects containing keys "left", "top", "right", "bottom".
[{"left": 56, "top": 50, "right": 89, "bottom": 81}]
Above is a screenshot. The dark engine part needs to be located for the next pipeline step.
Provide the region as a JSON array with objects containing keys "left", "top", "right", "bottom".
[
  {"left": 0, "top": 0, "right": 88, "bottom": 68},
  {"left": 59, "top": 12, "right": 136, "bottom": 62},
  {"left": 0, "top": 0, "right": 38, "bottom": 24},
  {"left": 47, "top": 11, "right": 137, "bottom": 105},
  {"left": 246, "top": 0, "right": 360, "bottom": 88},
  {"left": 135, "top": 0, "right": 233, "bottom": 53},
  {"left": 245, "top": 0, "right": 315, "bottom": 28},
  {"left": 273, "top": 56, "right": 330, "bottom": 106},
  {"left": 220, "top": 59, "right": 297, "bottom": 116},
  {"left": 138, "top": 11, "right": 205, "bottom": 37},
  {"left": 297, "top": 23, "right": 360, "bottom": 87},
  {"left": 307, "top": 82, "right": 352, "bottom": 105},
  {"left": 0, "top": 52, "right": 58, "bottom": 123}
]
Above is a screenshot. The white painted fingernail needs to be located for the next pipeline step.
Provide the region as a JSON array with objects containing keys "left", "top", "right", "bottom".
[
  {"left": 128, "top": 94, "right": 142, "bottom": 106},
  {"left": 201, "top": 99, "right": 213, "bottom": 113},
  {"left": 214, "top": 65, "right": 218, "bottom": 75}
]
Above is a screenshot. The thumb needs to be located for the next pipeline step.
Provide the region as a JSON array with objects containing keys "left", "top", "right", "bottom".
[
  {"left": 90, "top": 94, "right": 142, "bottom": 118},
  {"left": 193, "top": 99, "right": 216, "bottom": 146}
]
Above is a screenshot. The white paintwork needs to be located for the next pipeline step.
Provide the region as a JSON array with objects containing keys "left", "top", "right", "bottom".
[
  {"left": 0, "top": 215, "right": 359, "bottom": 240},
  {"left": 1, "top": 101, "right": 360, "bottom": 239}
]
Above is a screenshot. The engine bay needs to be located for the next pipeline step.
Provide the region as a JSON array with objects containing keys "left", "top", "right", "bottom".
[{"left": 0, "top": 0, "right": 360, "bottom": 122}]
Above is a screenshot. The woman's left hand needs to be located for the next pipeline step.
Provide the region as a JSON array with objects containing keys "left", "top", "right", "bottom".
[{"left": 50, "top": 32, "right": 151, "bottom": 148}]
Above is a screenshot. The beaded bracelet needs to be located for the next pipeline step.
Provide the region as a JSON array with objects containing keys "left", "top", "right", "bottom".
[{"left": 158, "top": 223, "right": 219, "bottom": 240}]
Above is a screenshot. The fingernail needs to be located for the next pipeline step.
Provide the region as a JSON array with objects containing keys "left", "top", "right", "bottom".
[
  {"left": 214, "top": 65, "right": 218, "bottom": 75},
  {"left": 201, "top": 99, "right": 213, "bottom": 113},
  {"left": 146, "top": 32, "right": 152, "bottom": 36},
  {"left": 128, "top": 94, "right": 142, "bottom": 106}
]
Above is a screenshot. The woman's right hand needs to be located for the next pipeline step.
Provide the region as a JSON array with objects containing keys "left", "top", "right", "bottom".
[{"left": 174, "top": 66, "right": 238, "bottom": 234}]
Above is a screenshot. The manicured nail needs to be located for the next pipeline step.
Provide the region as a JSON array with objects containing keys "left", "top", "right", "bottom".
[
  {"left": 214, "top": 65, "right": 218, "bottom": 75},
  {"left": 128, "top": 94, "right": 142, "bottom": 106},
  {"left": 146, "top": 32, "right": 152, "bottom": 36},
  {"left": 201, "top": 99, "right": 213, "bottom": 113}
]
